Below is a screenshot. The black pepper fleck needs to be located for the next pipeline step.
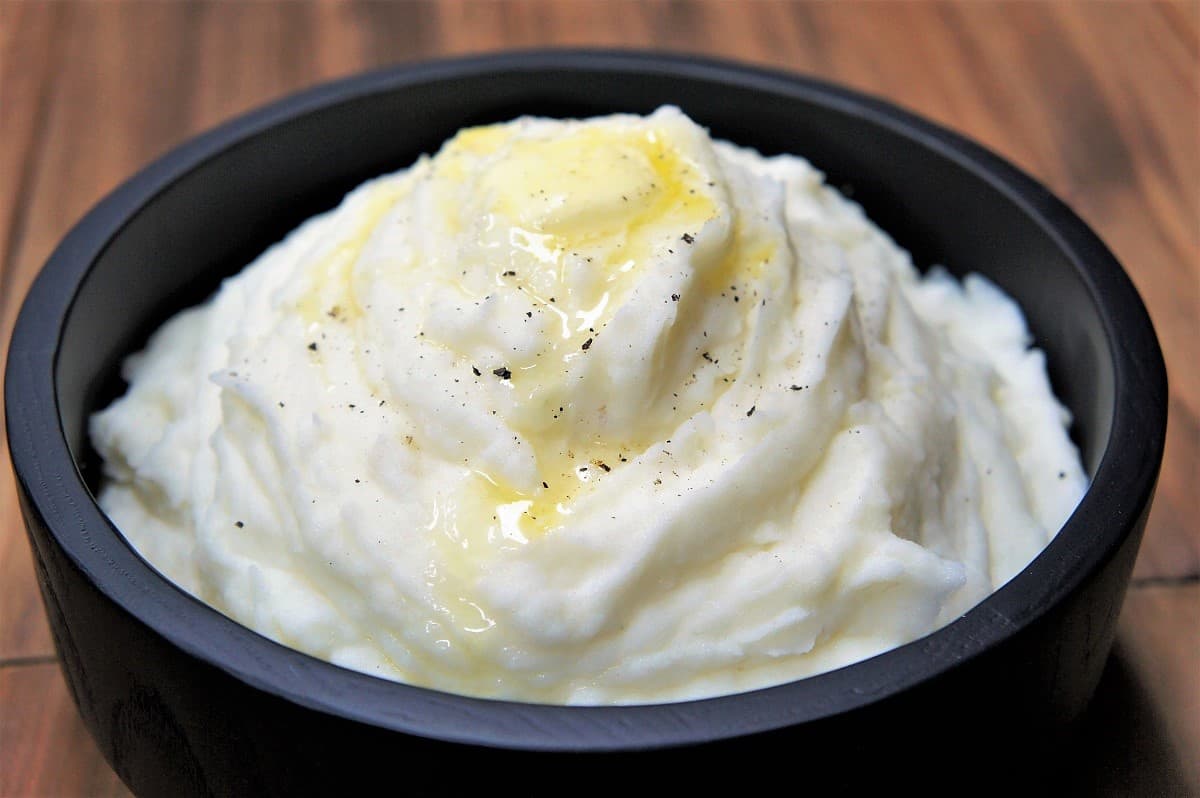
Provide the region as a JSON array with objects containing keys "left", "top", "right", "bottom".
[{"left": 493, "top": 367, "right": 512, "bottom": 380}]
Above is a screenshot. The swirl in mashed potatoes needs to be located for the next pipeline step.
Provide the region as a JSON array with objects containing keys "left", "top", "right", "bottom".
[{"left": 91, "top": 107, "right": 1086, "bottom": 703}]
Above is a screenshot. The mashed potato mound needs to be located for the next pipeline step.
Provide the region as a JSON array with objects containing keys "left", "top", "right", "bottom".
[{"left": 91, "top": 107, "right": 1086, "bottom": 703}]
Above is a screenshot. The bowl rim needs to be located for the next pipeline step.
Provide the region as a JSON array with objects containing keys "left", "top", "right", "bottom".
[{"left": 5, "top": 48, "right": 1167, "bottom": 752}]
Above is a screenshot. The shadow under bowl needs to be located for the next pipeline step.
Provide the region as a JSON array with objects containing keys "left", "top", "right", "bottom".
[{"left": 5, "top": 50, "right": 1167, "bottom": 796}]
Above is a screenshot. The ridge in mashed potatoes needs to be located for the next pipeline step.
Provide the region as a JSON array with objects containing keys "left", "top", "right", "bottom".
[{"left": 91, "top": 106, "right": 1087, "bottom": 704}]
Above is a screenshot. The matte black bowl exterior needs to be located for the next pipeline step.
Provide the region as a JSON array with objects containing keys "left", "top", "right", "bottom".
[{"left": 6, "top": 51, "right": 1166, "bottom": 796}]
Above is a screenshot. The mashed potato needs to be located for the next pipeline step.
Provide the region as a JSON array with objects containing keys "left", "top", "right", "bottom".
[{"left": 90, "top": 107, "right": 1086, "bottom": 703}]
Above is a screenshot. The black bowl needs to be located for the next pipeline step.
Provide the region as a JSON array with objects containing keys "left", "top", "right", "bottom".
[{"left": 5, "top": 51, "right": 1166, "bottom": 796}]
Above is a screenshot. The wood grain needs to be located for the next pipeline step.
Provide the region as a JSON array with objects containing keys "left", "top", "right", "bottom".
[
  {"left": 1, "top": 1, "right": 1196, "bottom": 795},
  {"left": 0, "top": 0, "right": 62, "bottom": 666},
  {"left": 1119, "top": 585, "right": 1200, "bottom": 788},
  {"left": 0, "top": 663, "right": 129, "bottom": 798}
]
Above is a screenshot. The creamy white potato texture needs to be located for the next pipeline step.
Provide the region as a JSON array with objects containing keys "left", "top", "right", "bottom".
[{"left": 91, "top": 107, "right": 1086, "bottom": 704}]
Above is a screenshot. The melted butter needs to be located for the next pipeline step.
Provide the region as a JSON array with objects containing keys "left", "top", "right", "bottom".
[
  {"left": 489, "top": 442, "right": 635, "bottom": 540},
  {"left": 482, "top": 125, "right": 720, "bottom": 386},
  {"left": 295, "top": 181, "right": 408, "bottom": 325},
  {"left": 434, "top": 441, "right": 635, "bottom": 565},
  {"left": 435, "top": 122, "right": 723, "bottom": 335},
  {"left": 439, "top": 123, "right": 511, "bottom": 170},
  {"left": 482, "top": 125, "right": 717, "bottom": 318},
  {"left": 426, "top": 120, "right": 779, "bottom": 554},
  {"left": 456, "top": 123, "right": 722, "bottom": 542}
]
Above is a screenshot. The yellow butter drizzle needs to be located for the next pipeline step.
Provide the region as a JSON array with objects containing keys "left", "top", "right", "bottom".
[
  {"left": 295, "top": 180, "right": 410, "bottom": 325},
  {"left": 432, "top": 121, "right": 786, "bottom": 547}
]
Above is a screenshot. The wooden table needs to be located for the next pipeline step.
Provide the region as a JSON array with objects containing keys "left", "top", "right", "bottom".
[{"left": 1, "top": 1, "right": 1196, "bottom": 794}]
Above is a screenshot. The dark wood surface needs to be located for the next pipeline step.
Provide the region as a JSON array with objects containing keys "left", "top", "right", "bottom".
[{"left": 1, "top": 1, "right": 1196, "bottom": 795}]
